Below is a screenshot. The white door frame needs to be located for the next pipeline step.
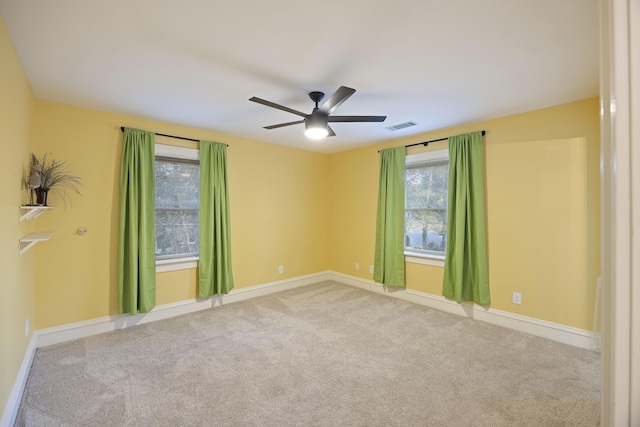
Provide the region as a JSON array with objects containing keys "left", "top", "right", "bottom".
[{"left": 600, "top": 0, "right": 639, "bottom": 425}]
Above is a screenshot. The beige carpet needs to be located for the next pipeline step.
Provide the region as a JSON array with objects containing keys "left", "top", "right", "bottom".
[{"left": 16, "top": 281, "right": 600, "bottom": 426}]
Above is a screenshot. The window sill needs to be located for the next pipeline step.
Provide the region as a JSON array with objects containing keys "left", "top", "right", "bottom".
[
  {"left": 156, "top": 257, "right": 199, "bottom": 273},
  {"left": 405, "top": 252, "right": 445, "bottom": 268}
]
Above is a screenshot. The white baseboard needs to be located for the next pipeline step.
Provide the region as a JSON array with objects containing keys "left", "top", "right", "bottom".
[
  {"left": 1, "top": 335, "right": 37, "bottom": 427},
  {"left": 34, "top": 269, "right": 594, "bottom": 350},
  {"left": 328, "top": 271, "right": 595, "bottom": 351},
  {"left": 37, "top": 271, "right": 330, "bottom": 348}
]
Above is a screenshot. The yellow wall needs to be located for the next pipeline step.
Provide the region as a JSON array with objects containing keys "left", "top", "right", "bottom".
[
  {"left": 328, "top": 98, "right": 600, "bottom": 330},
  {"left": 29, "top": 101, "right": 330, "bottom": 329},
  {"left": 0, "top": 13, "right": 36, "bottom": 420}
]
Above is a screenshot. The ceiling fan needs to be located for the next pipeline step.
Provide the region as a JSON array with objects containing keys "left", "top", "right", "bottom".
[{"left": 249, "top": 86, "right": 387, "bottom": 139}]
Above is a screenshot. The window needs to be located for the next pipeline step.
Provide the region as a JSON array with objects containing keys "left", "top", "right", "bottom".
[
  {"left": 154, "top": 144, "right": 199, "bottom": 260},
  {"left": 405, "top": 149, "right": 449, "bottom": 259}
]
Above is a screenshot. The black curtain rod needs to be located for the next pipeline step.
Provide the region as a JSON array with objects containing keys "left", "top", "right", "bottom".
[
  {"left": 379, "top": 130, "right": 486, "bottom": 152},
  {"left": 120, "top": 127, "right": 228, "bottom": 146}
]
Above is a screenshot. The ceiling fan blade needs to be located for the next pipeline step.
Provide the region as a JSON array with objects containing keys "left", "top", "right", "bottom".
[
  {"left": 318, "top": 86, "right": 356, "bottom": 115},
  {"left": 328, "top": 115, "right": 387, "bottom": 123},
  {"left": 264, "top": 120, "right": 305, "bottom": 129},
  {"left": 249, "top": 97, "right": 307, "bottom": 118},
  {"left": 327, "top": 125, "right": 336, "bottom": 137}
]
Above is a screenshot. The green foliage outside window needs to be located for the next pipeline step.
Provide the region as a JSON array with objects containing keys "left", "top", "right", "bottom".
[{"left": 405, "top": 161, "right": 448, "bottom": 255}]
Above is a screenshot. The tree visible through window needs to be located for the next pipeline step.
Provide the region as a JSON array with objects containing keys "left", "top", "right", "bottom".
[
  {"left": 155, "top": 157, "right": 199, "bottom": 258},
  {"left": 405, "top": 150, "right": 448, "bottom": 257}
]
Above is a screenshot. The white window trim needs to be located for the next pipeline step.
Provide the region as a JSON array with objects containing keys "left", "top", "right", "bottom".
[
  {"left": 155, "top": 143, "right": 199, "bottom": 160},
  {"left": 155, "top": 143, "right": 200, "bottom": 272},
  {"left": 405, "top": 148, "right": 448, "bottom": 267},
  {"left": 406, "top": 148, "right": 448, "bottom": 165},
  {"left": 156, "top": 257, "right": 199, "bottom": 273},
  {"left": 405, "top": 252, "right": 445, "bottom": 268}
]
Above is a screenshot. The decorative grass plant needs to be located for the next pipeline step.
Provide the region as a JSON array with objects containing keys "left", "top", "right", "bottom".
[{"left": 27, "top": 153, "right": 82, "bottom": 206}]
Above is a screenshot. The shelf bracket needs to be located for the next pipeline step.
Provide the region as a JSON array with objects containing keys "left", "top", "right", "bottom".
[
  {"left": 19, "top": 232, "right": 54, "bottom": 255},
  {"left": 19, "top": 206, "right": 53, "bottom": 222}
]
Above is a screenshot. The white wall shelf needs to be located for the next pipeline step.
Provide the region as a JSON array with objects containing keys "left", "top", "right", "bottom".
[
  {"left": 19, "top": 206, "right": 53, "bottom": 222},
  {"left": 19, "top": 232, "right": 54, "bottom": 255},
  {"left": 19, "top": 206, "right": 54, "bottom": 255}
]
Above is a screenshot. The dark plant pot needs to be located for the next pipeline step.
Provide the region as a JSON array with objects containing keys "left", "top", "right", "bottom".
[{"left": 35, "top": 188, "right": 49, "bottom": 206}]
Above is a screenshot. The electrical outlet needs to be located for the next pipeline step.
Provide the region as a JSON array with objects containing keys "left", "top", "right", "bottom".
[
  {"left": 278, "top": 265, "right": 284, "bottom": 274},
  {"left": 512, "top": 292, "right": 522, "bottom": 305},
  {"left": 25, "top": 318, "right": 30, "bottom": 337},
  {"left": 369, "top": 265, "right": 374, "bottom": 274},
  {"left": 355, "top": 263, "right": 359, "bottom": 270}
]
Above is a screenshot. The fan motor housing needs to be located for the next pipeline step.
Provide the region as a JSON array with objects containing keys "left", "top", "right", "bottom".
[{"left": 305, "top": 112, "right": 328, "bottom": 126}]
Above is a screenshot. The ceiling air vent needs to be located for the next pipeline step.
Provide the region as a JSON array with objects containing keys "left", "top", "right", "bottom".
[{"left": 386, "top": 121, "right": 417, "bottom": 131}]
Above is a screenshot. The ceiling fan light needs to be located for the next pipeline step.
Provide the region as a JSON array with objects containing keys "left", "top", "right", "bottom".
[
  {"left": 304, "top": 125, "right": 329, "bottom": 139},
  {"left": 304, "top": 115, "right": 329, "bottom": 139}
]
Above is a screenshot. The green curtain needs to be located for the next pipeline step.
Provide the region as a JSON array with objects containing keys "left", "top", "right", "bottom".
[
  {"left": 118, "top": 128, "right": 156, "bottom": 314},
  {"left": 373, "top": 146, "right": 406, "bottom": 287},
  {"left": 442, "top": 131, "right": 490, "bottom": 305},
  {"left": 199, "top": 141, "right": 234, "bottom": 297}
]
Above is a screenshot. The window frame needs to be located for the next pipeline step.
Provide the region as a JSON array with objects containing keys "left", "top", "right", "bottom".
[
  {"left": 404, "top": 148, "right": 449, "bottom": 267},
  {"left": 154, "top": 143, "right": 200, "bottom": 273}
]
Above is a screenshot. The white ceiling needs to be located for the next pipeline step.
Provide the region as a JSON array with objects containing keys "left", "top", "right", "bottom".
[{"left": 0, "top": 0, "right": 599, "bottom": 154}]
